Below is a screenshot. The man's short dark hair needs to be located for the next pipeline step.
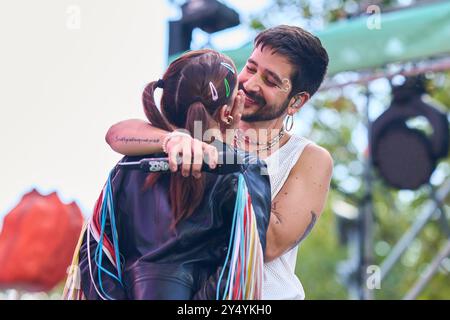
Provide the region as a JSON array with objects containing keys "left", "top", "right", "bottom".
[{"left": 254, "top": 25, "right": 329, "bottom": 97}]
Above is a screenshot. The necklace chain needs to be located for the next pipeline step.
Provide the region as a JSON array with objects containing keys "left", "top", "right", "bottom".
[{"left": 233, "top": 127, "right": 285, "bottom": 152}]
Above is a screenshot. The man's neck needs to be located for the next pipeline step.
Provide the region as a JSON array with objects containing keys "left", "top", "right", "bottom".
[
  {"left": 239, "top": 118, "right": 284, "bottom": 137},
  {"left": 237, "top": 118, "right": 290, "bottom": 157}
]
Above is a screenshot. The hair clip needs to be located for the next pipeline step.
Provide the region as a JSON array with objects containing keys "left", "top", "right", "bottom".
[
  {"left": 209, "top": 81, "right": 218, "bottom": 101},
  {"left": 220, "top": 62, "right": 235, "bottom": 74},
  {"left": 224, "top": 78, "right": 230, "bottom": 98}
]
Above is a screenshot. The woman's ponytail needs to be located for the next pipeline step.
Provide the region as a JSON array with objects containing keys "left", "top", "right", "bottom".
[
  {"left": 142, "top": 81, "right": 173, "bottom": 132},
  {"left": 184, "top": 101, "right": 215, "bottom": 138}
]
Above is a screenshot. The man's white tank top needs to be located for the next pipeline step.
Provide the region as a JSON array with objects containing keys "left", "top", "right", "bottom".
[{"left": 262, "top": 134, "right": 312, "bottom": 300}]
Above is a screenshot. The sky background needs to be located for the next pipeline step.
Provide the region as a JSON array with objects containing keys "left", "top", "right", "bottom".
[{"left": 0, "top": 0, "right": 273, "bottom": 221}]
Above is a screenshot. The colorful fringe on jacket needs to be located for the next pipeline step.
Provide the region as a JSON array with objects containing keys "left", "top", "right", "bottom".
[{"left": 62, "top": 171, "right": 264, "bottom": 300}]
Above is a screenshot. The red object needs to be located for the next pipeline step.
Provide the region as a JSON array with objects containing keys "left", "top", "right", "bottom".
[{"left": 0, "top": 189, "right": 84, "bottom": 292}]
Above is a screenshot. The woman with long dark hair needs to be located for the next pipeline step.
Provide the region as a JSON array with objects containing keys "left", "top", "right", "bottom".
[{"left": 63, "top": 49, "right": 271, "bottom": 300}]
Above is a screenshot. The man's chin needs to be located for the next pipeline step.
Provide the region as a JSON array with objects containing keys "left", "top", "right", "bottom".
[
  {"left": 241, "top": 110, "right": 264, "bottom": 122},
  {"left": 243, "top": 101, "right": 260, "bottom": 111},
  {"left": 242, "top": 105, "right": 257, "bottom": 115}
]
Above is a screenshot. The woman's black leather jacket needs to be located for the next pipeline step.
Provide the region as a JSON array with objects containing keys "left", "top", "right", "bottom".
[{"left": 78, "top": 143, "right": 271, "bottom": 300}]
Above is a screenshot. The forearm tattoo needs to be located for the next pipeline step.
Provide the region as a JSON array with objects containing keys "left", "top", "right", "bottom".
[{"left": 115, "top": 136, "right": 160, "bottom": 144}]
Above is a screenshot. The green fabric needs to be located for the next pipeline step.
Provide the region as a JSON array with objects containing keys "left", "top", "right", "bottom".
[{"left": 219, "top": 1, "right": 450, "bottom": 75}]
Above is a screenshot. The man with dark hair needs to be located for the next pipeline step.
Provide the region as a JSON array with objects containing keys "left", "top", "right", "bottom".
[{"left": 105, "top": 25, "right": 333, "bottom": 299}]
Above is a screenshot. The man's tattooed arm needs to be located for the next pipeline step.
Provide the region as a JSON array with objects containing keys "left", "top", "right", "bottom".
[
  {"left": 271, "top": 201, "right": 317, "bottom": 241},
  {"left": 269, "top": 202, "right": 318, "bottom": 253},
  {"left": 271, "top": 201, "right": 282, "bottom": 225},
  {"left": 293, "top": 211, "right": 317, "bottom": 248}
]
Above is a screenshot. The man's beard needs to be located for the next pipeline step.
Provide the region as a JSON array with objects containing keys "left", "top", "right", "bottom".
[{"left": 240, "top": 84, "right": 290, "bottom": 122}]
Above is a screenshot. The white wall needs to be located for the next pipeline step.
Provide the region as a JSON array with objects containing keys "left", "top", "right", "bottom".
[{"left": 0, "top": 0, "right": 169, "bottom": 217}]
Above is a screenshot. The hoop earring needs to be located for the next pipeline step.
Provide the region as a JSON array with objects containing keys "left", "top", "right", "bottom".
[
  {"left": 284, "top": 114, "right": 294, "bottom": 132},
  {"left": 225, "top": 115, "right": 234, "bottom": 126}
]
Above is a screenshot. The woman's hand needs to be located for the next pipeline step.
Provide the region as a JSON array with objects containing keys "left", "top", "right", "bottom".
[
  {"left": 165, "top": 90, "right": 245, "bottom": 179},
  {"left": 229, "top": 90, "right": 245, "bottom": 130},
  {"left": 165, "top": 135, "right": 219, "bottom": 179}
]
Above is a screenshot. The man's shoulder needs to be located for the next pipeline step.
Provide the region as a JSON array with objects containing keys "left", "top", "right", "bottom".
[{"left": 291, "top": 141, "right": 333, "bottom": 178}]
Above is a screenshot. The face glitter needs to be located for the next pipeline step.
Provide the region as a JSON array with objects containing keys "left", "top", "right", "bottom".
[{"left": 280, "top": 78, "right": 291, "bottom": 93}]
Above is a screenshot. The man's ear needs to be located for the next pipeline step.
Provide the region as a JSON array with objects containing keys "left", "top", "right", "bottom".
[{"left": 289, "top": 92, "right": 310, "bottom": 112}]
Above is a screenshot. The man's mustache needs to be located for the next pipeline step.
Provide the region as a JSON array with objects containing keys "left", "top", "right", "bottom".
[{"left": 238, "top": 83, "right": 266, "bottom": 107}]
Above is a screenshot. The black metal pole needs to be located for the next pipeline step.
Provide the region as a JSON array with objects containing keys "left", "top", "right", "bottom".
[{"left": 358, "top": 85, "right": 375, "bottom": 300}]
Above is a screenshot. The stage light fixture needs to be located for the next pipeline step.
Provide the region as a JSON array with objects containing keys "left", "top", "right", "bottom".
[
  {"left": 169, "top": 0, "right": 240, "bottom": 56},
  {"left": 370, "top": 76, "right": 449, "bottom": 190}
]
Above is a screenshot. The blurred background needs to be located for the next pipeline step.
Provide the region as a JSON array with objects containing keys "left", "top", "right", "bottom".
[{"left": 0, "top": 0, "right": 449, "bottom": 300}]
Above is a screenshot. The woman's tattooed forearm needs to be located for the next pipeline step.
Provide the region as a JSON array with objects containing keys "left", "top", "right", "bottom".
[{"left": 115, "top": 136, "right": 160, "bottom": 144}]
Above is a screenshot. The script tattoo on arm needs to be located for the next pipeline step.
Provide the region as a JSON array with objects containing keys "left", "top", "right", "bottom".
[{"left": 115, "top": 136, "right": 160, "bottom": 145}]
